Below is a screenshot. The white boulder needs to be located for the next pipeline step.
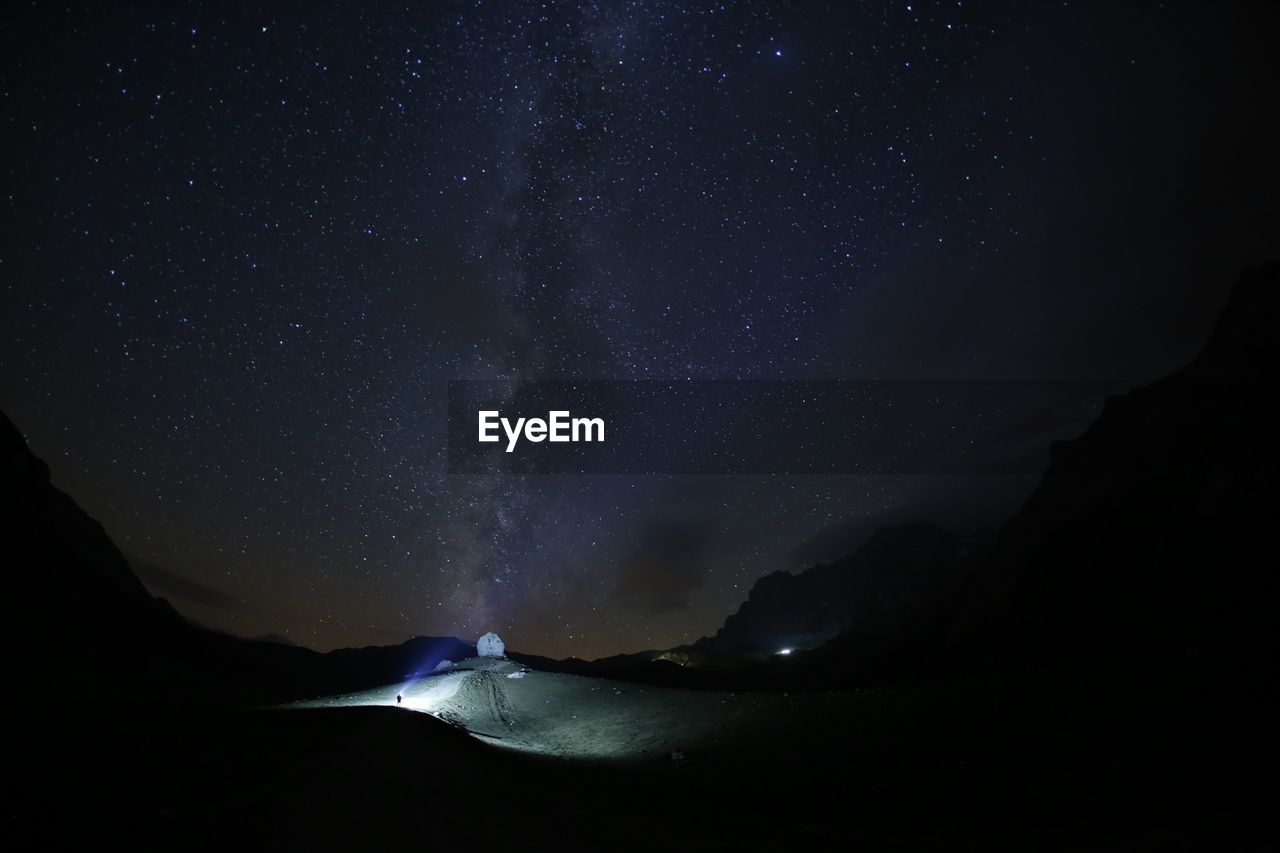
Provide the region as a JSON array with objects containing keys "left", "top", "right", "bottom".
[{"left": 477, "top": 631, "right": 505, "bottom": 658}]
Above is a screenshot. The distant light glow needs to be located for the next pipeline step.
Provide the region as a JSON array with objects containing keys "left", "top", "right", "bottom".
[{"left": 776, "top": 648, "right": 792, "bottom": 655}]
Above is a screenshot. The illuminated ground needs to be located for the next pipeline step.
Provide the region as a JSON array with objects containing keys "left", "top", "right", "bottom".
[{"left": 292, "top": 655, "right": 854, "bottom": 761}]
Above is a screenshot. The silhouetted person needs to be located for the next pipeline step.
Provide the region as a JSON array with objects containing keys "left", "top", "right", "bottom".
[{"left": 396, "top": 694, "right": 402, "bottom": 705}]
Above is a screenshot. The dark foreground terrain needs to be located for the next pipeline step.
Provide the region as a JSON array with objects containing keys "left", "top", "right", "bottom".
[{"left": 10, "top": 654, "right": 1279, "bottom": 851}]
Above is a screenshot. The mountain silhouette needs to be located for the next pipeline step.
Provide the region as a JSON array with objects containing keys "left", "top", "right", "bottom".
[
  {"left": 4, "top": 264, "right": 1278, "bottom": 696},
  {"left": 702, "top": 522, "right": 969, "bottom": 655},
  {"left": 914, "top": 262, "right": 1280, "bottom": 678},
  {"left": 0, "top": 414, "right": 487, "bottom": 701},
  {"left": 675, "top": 263, "right": 1280, "bottom": 687}
]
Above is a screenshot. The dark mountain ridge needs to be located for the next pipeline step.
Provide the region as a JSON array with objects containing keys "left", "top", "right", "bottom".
[
  {"left": 0, "top": 418, "right": 487, "bottom": 702},
  {"left": 4, "top": 264, "right": 1278, "bottom": 699},
  {"left": 907, "top": 262, "right": 1280, "bottom": 679},
  {"left": 704, "top": 522, "right": 972, "bottom": 655},
  {"left": 652, "top": 263, "right": 1280, "bottom": 690}
]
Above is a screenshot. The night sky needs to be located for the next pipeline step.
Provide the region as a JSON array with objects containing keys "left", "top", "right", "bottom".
[{"left": 2, "top": 1, "right": 1276, "bottom": 657}]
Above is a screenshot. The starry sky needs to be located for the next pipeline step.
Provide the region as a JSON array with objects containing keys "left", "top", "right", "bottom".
[{"left": 2, "top": 1, "right": 1276, "bottom": 657}]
